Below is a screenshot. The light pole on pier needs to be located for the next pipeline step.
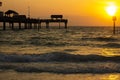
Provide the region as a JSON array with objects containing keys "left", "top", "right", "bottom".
[
  {"left": 112, "top": 16, "right": 116, "bottom": 35},
  {"left": 106, "top": 3, "right": 117, "bottom": 35}
]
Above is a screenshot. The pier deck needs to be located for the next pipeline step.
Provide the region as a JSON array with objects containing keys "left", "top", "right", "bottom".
[{"left": 0, "top": 16, "right": 68, "bottom": 30}]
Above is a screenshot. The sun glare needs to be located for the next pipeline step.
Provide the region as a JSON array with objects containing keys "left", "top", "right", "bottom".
[{"left": 106, "top": 3, "right": 117, "bottom": 16}]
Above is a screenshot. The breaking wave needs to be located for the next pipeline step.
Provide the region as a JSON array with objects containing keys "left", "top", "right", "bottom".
[
  {"left": 0, "top": 52, "right": 120, "bottom": 62},
  {"left": 0, "top": 52, "right": 120, "bottom": 74}
]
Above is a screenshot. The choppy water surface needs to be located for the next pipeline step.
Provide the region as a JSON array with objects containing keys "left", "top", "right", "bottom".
[{"left": 0, "top": 26, "right": 120, "bottom": 56}]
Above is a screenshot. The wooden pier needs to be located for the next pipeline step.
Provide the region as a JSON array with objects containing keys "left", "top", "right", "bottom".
[{"left": 0, "top": 15, "right": 68, "bottom": 30}]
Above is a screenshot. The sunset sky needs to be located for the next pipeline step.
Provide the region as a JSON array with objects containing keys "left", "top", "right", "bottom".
[{"left": 1, "top": 0, "right": 120, "bottom": 26}]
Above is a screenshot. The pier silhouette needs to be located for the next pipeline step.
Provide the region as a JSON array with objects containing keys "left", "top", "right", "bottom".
[{"left": 0, "top": 10, "right": 68, "bottom": 30}]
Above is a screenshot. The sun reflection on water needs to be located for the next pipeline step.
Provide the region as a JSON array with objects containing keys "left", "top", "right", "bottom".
[
  {"left": 101, "top": 74, "right": 120, "bottom": 80},
  {"left": 102, "top": 48, "right": 120, "bottom": 57}
]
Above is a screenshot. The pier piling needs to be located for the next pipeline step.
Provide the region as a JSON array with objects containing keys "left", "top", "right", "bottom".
[{"left": 0, "top": 15, "right": 68, "bottom": 30}]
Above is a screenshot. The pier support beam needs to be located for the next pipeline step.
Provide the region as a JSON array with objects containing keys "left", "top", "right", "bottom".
[
  {"left": 19, "top": 22, "right": 21, "bottom": 29},
  {"left": 59, "top": 22, "right": 61, "bottom": 29},
  {"left": 24, "top": 23, "right": 27, "bottom": 29},
  {"left": 34, "top": 23, "right": 37, "bottom": 29},
  {"left": 29, "top": 23, "right": 32, "bottom": 29},
  {"left": 9, "top": 22, "right": 14, "bottom": 30},
  {"left": 46, "top": 22, "right": 49, "bottom": 29},
  {"left": 27, "top": 23, "right": 29, "bottom": 29},
  {"left": 65, "top": 22, "right": 67, "bottom": 29},
  {"left": 38, "top": 23, "right": 41, "bottom": 31},
  {"left": 3, "top": 22, "right": 6, "bottom": 30},
  {"left": 11, "top": 22, "right": 14, "bottom": 30}
]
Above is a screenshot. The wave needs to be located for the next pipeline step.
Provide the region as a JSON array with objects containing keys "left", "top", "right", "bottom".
[
  {"left": 101, "top": 43, "right": 120, "bottom": 48},
  {"left": 0, "top": 61, "right": 120, "bottom": 74},
  {"left": 81, "top": 36, "right": 118, "bottom": 42},
  {"left": 0, "top": 52, "right": 120, "bottom": 62},
  {"left": 0, "top": 52, "right": 120, "bottom": 74}
]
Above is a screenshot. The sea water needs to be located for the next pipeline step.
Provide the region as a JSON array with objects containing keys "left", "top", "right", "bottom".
[{"left": 0, "top": 26, "right": 120, "bottom": 80}]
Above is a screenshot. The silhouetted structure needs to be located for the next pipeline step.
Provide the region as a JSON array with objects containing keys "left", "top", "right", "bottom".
[
  {"left": 5, "top": 10, "right": 19, "bottom": 17},
  {"left": 51, "top": 15, "right": 63, "bottom": 20},
  {"left": 0, "top": 10, "right": 68, "bottom": 30},
  {"left": 0, "top": 11, "right": 3, "bottom": 17}
]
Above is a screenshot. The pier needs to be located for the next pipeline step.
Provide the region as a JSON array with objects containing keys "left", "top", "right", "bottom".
[{"left": 0, "top": 10, "right": 68, "bottom": 30}]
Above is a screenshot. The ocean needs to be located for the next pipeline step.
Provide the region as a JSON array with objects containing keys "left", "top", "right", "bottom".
[{"left": 0, "top": 26, "right": 120, "bottom": 80}]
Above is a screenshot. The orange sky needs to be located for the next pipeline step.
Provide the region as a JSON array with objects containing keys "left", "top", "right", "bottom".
[{"left": 1, "top": 0, "right": 120, "bottom": 26}]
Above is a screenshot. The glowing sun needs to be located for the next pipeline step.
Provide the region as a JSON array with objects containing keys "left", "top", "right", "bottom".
[{"left": 106, "top": 3, "right": 117, "bottom": 16}]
